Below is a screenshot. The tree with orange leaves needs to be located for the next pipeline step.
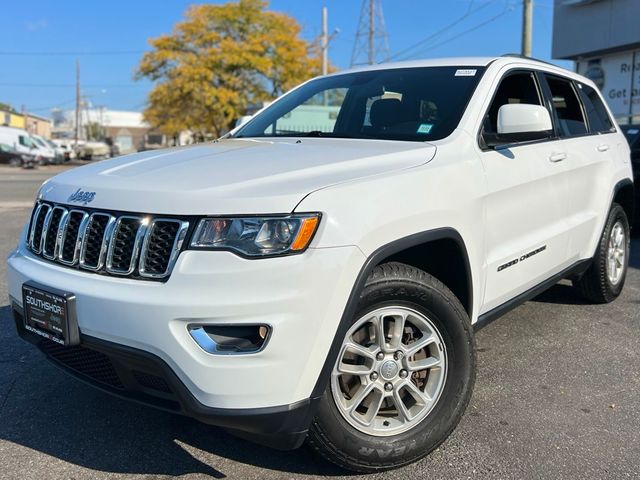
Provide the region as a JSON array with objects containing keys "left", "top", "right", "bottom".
[{"left": 137, "top": 0, "right": 322, "bottom": 139}]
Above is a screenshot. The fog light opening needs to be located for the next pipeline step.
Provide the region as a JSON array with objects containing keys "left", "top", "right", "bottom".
[
  {"left": 188, "top": 324, "right": 271, "bottom": 355},
  {"left": 258, "top": 325, "right": 268, "bottom": 340}
]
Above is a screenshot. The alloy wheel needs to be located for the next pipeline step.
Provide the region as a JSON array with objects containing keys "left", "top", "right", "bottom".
[
  {"left": 330, "top": 306, "right": 447, "bottom": 436},
  {"left": 606, "top": 220, "right": 626, "bottom": 285}
]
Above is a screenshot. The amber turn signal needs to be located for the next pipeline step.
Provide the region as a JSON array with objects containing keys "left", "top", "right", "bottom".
[{"left": 291, "top": 216, "right": 320, "bottom": 251}]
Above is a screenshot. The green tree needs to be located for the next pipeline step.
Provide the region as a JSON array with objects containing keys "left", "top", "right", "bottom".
[
  {"left": 0, "top": 103, "right": 16, "bottom": 113},
  {"left": 84, "top": 122, "right": 103, "bottom": 141},
  {"left": 136, "top": 0, "right": 323, "bottom": 138}
]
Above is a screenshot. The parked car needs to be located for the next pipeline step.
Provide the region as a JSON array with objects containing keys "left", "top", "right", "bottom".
[
  {"left": 0, "top": 143, "right": 36, "bottom": 168},
  {"left": 51, "top": 141, "right": 77, "bottom": 161},
  {"left": 104, "top": 137, "right": 121, "bottom": 157},
  {"left": 78, "top": 141, "right": 110, "bottom": 160},
  {"left": 620, "top": 124, "right": 639, "bottom": 226},
  {"left": 6, "top": 55, "right": 635, "bottom": 472},
  {"left": 41, "top": 137, "right": 67, "bottom": 163},
  {"left": 30, "top": 135, "right": 59, "bottom": 165},
  {"left": 51, "top": 138, "right": 76, "bottom": 162}
]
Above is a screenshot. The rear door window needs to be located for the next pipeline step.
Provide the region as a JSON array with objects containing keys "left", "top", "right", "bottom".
[
  {"left": 576, "top": 83, "right": 614, "bottom": 134},
  {"left": 544, "top": 75, "right": 588, "bottom": 137}
]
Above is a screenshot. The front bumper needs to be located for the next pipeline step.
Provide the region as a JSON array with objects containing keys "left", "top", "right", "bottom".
[
  {"left": 7, "top": 236, "right": 365, "bottom": 441},
  {"left": 11, "top": 304, "right": 315, "bottom": 449}
]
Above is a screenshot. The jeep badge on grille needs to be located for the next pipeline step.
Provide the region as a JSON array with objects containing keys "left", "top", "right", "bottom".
[{"left": 67, "top": 188, "right": 96, "bottom": 205}]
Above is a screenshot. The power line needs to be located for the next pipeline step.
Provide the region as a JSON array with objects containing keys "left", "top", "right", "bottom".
[
  {"left": 27, "top": 99, "right": 76, "bottom": 112},
  {"left": 389, "top": 1, "right": 494, "bottom": 61},
  {"left": 400, "top": 4, "right": 516, "bottom": 60},
  {"left": 0, "top": 83, "right": 146, "bottom": 88},
  {"left": 0, "top": 50, "right": 147, "bottom": 56}
]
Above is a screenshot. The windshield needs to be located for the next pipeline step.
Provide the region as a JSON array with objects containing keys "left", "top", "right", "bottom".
[
  {"left": 32, "top": 136, "right": 47, "bottom": 148},
  {"left": 234, "top": 66, "right": 485, "bottom": 142}
]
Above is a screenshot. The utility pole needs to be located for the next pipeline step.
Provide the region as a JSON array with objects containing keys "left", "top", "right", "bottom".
[
  {"left": 368, "top": 0, "right": 375, "bottom": 65},
  {"left": 21, "top": 105, "right": 29, "bottom": 134},
  {"left": 75, "top": 59, "right": 80, "bottom": 147},
  {"left": 521, "top": 0, "right": 533, "bottom": 57},
  {"left": 320, "top": 6, "right": 339, "bottom": 104},
  {"left": 321, "top": 7, "right": 329, "bottom": 76},
  {"left": 320, "top": 7, "right": 339, "bottom": 75}
]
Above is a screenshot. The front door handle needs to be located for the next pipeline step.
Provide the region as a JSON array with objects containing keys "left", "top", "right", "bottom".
[
  {"left": 597, "top": 144, "right": 610, "bottom": 152},
  {"left": 549, "top": 152, "right": 567, "bottom": 163}
]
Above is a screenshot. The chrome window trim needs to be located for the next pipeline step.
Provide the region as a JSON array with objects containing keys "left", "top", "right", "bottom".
[
  {"left": 138, "top": 219, "right": 189, "bottom": 279},
  {"left": 79, "top": 213, "right": 116, "bottom": 271},
  {"left": 105, "top": 216, "right": 147, "bottom": 275}
]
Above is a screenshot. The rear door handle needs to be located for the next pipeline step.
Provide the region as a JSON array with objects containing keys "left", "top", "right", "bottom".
[
  {"left": 549, "top": 152, "right": 567, "bottom": 163},
  {"left": 597, "top": 144, "right": 610, "bottom": 152}
]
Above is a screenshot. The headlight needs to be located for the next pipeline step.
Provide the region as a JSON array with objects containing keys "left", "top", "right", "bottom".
[{"left": 189, "top": 213, "right": 321, "bottom": 257}]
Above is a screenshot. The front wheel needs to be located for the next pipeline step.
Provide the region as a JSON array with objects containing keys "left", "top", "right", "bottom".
[{"left": 307, "top": 262, "right": 475, "bottom": 472}]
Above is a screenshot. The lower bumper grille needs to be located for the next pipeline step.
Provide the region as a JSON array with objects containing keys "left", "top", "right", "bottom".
[{"left": 39, "top": 339, "right": 125, "bottom": 389}]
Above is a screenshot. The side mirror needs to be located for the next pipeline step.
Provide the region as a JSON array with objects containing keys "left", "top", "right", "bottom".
[{"left": 497, "top": 104, "right": 553, "bottom": 143}]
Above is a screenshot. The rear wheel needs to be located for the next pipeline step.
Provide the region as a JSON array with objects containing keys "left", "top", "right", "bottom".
[
  {"left": 575, "top": 203, "right": 630, "bottom": 303},
  {"left": 308, "top": 262, "right": 475, "bottom": 472}
]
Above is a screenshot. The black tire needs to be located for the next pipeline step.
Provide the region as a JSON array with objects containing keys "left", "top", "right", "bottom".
[
  {"left": 575, "top": 203, "right": 630, "bottom": 303},
  {"left": 307, "top": 262, "right": 475, "bottom": 472}
]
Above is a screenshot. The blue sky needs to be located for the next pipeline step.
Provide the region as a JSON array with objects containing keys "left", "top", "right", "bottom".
[{"left": 1, "top": 0, "right": 564, "bottom": 115}]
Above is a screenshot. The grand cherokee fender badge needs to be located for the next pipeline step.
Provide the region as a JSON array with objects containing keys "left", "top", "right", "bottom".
[
  {"left": 497, "top": 245, "right": 547, "bottom": 272},
  {"left": 67, "top": 188, "right": 96, "bottom": 205}
]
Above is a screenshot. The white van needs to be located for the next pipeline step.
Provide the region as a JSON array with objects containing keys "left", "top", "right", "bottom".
[{"left": 0, "top": 126, "right": 38, "bottom": 158}]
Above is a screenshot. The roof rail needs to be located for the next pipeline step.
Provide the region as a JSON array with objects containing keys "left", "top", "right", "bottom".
[{"left": 500, "top": 53, "right": 555, "bottom": 66}]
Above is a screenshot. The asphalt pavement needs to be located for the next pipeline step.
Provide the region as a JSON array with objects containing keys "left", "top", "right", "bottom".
[{"left": 0, "top": 165, "right": 639, "bottom": 479}]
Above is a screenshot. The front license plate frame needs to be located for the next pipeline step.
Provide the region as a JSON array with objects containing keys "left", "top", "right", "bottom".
[{"left": 21, "top": 281, "right": 80, "bottom": 346}]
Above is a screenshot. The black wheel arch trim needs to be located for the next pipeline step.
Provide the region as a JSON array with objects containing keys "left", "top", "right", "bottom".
[
  {"left": 612, "top": 177, "right": 635, "bottom": 228},
  {"left": 310, "top": 227, "right": 473, "bottom": 400}
]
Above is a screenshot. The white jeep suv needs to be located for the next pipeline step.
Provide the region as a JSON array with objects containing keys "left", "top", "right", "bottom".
[{"left": 6, "top": 55, "right": 634, "bottom": 472}]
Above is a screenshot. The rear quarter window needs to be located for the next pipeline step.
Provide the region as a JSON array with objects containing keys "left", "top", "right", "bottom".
[{"left": 576, "top": 83, "right": 615, "bottom": 134}]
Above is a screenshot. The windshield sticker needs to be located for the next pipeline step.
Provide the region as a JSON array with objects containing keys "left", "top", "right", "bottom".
[
  {"left": 628, "top": 129, "right": 639, "bottom": 135},
  {"left": 417, "top": 123, "right": 433, "bottom": 134},
  {"left": 455, "top": 69, "right": 477, "bottom": 77}
]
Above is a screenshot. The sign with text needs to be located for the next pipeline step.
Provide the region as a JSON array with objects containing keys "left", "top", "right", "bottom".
[{"left": 577, "top": 50, "right": 640, "bottom": 121}]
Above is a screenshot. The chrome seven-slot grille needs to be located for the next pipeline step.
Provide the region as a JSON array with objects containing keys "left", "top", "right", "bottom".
[{"left": 27, "top": 202, "right": 189, "bottom": 280}]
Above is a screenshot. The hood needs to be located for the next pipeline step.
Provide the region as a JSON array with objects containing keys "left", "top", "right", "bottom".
[{"left": 39, "top": 138, "right": 436, "bottom": 215}]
